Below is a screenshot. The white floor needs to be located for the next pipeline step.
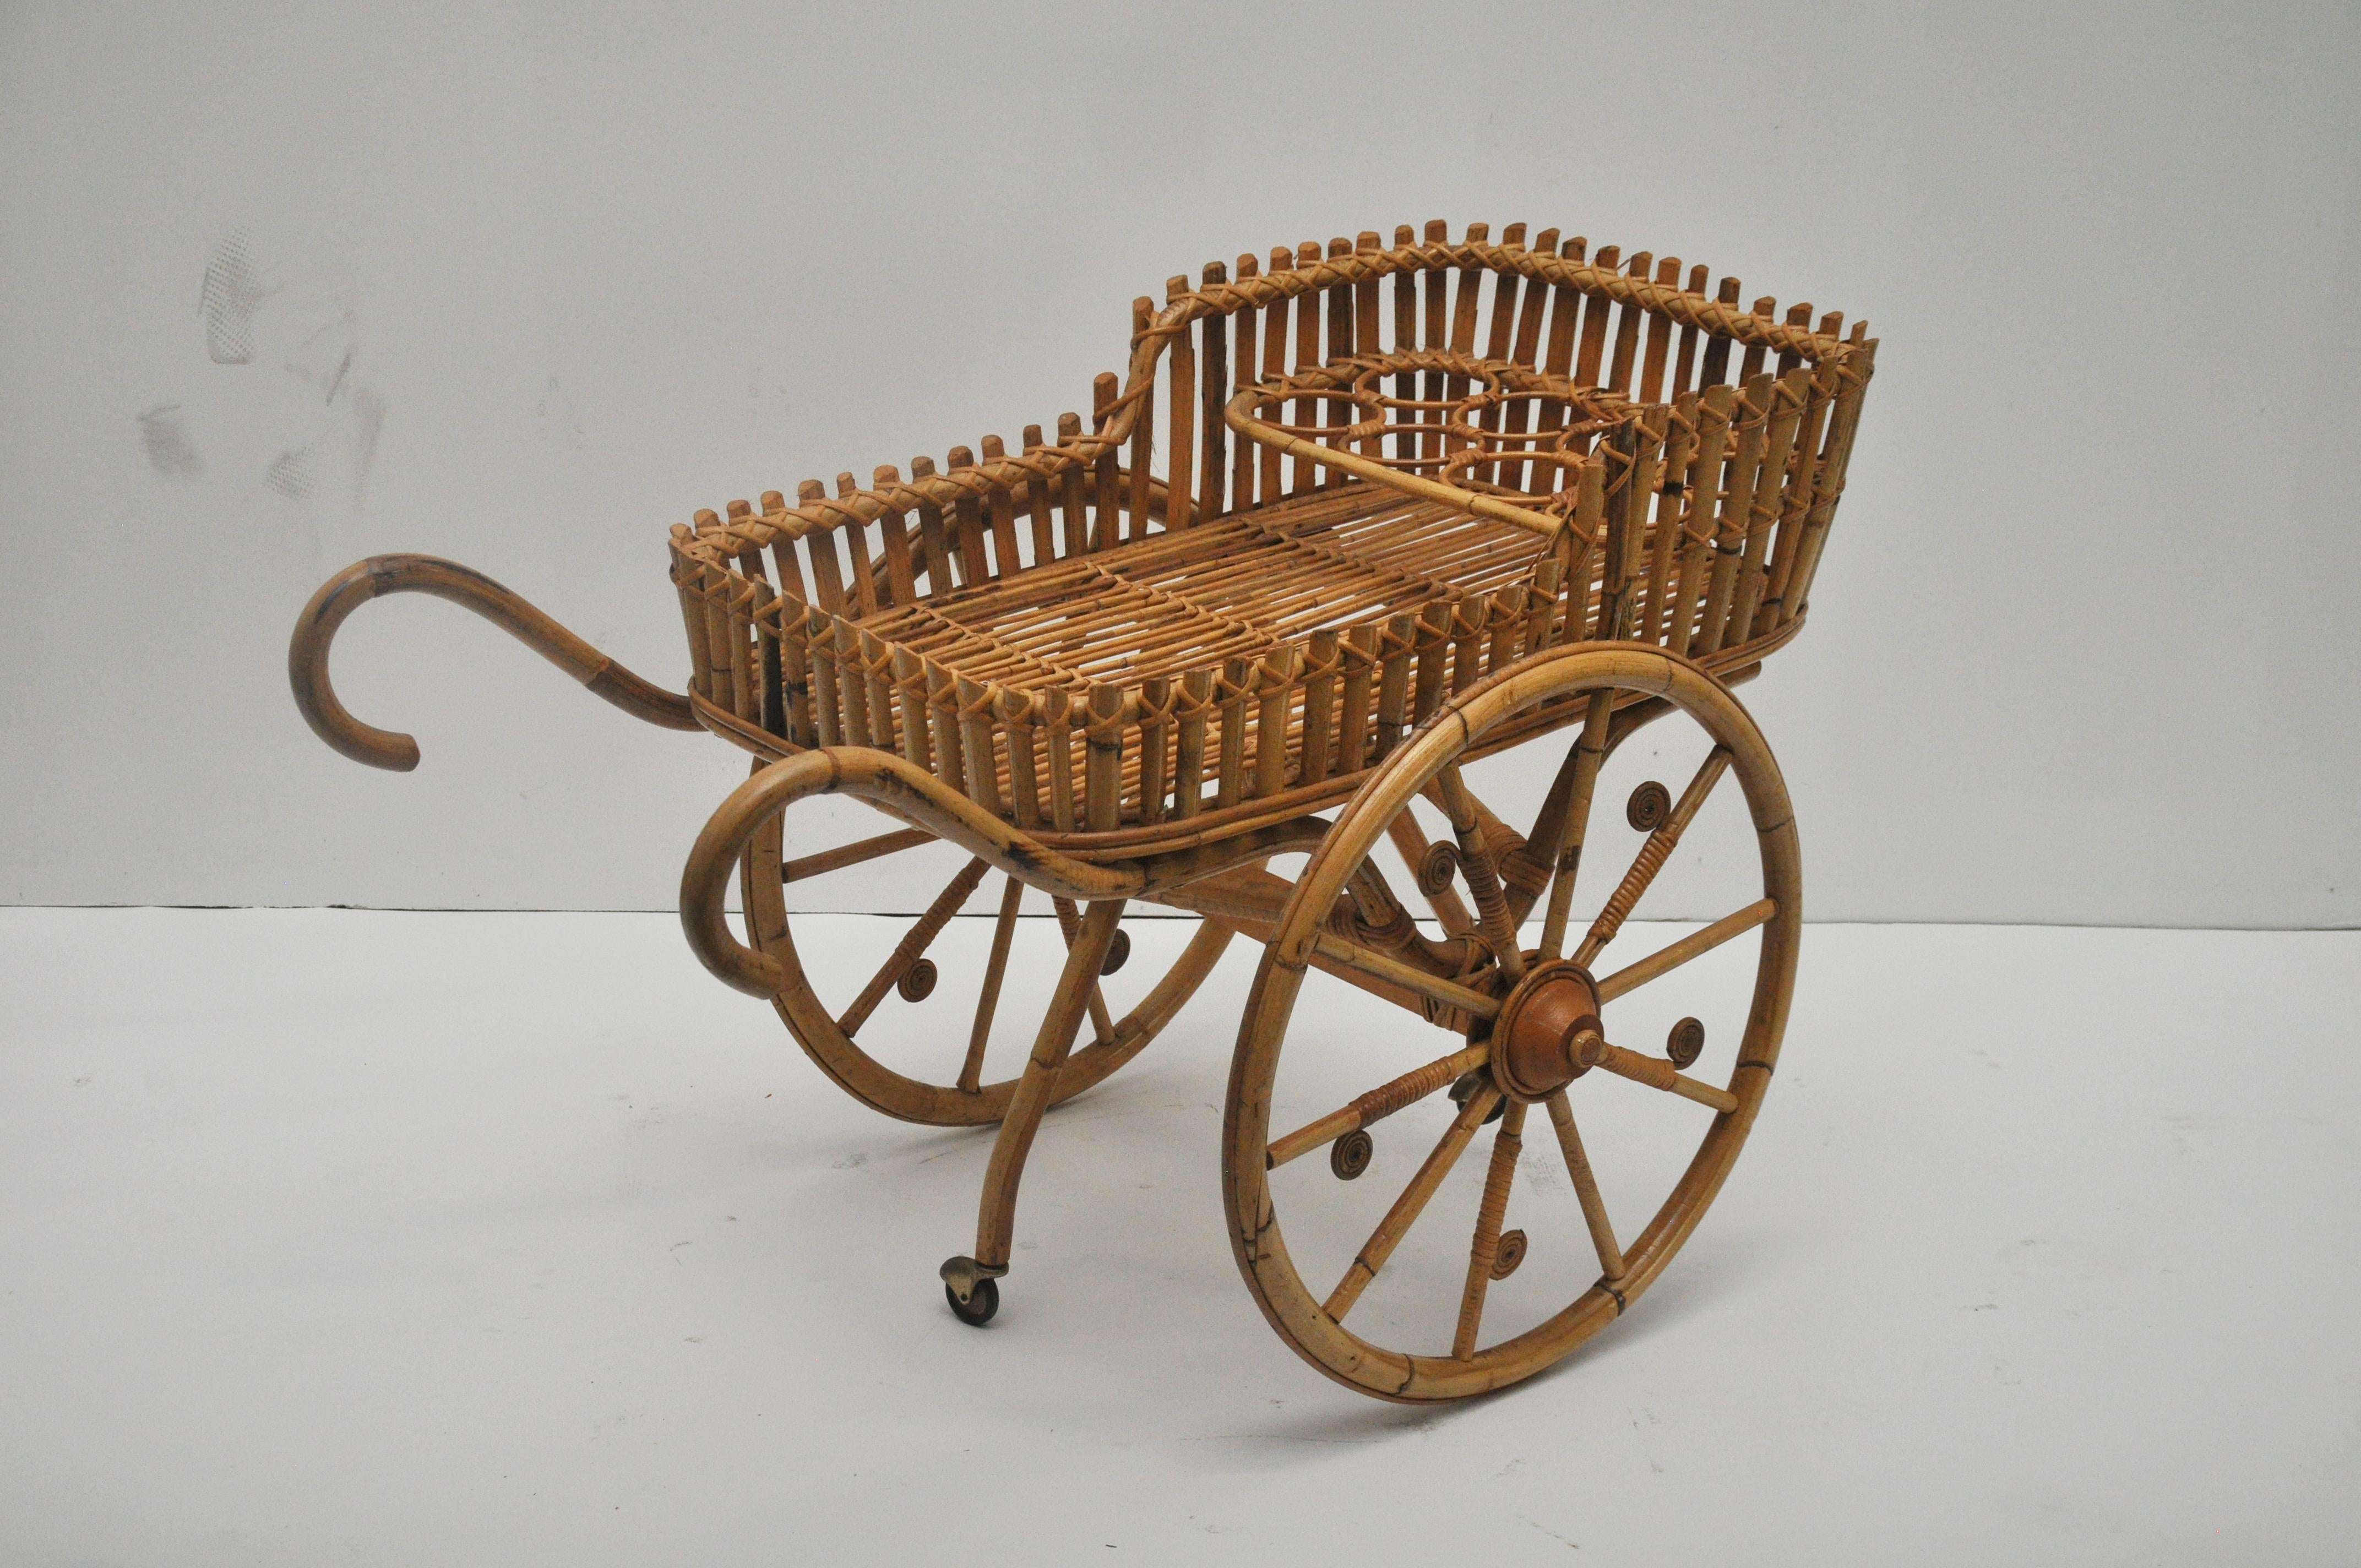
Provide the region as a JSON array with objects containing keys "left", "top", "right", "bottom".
[{"left": 3, "top": 908, "right": 2355, "bottom": 1565}]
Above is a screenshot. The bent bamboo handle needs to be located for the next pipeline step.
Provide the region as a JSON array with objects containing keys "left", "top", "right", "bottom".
[{"left": 288, "top": 553, "right": 699, "bottom": 771}]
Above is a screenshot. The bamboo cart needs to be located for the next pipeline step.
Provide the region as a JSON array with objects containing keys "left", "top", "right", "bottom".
[{"left": 290, "top": 222, "right": 1875, "bottom": 1402}]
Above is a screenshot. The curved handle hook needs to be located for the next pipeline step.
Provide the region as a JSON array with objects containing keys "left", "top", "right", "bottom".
[{"left": 289, "top": 553, "right": 699, "bottom": 771}]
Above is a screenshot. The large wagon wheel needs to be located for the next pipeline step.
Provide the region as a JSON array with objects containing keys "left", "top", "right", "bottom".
[
  {"left": 735, "top": 788, "right": 1231, "bottom": 1128},
  {"left": 1224, "top": 646, "right": 1800, "bottom": 1401}
]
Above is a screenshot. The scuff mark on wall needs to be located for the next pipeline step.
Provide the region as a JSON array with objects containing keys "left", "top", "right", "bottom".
[
  {"left": 263, "top": 447, "right": 315, "bottom": 500},
  {"left": 143, "top": 219, "right": 389, "bottom": 509},
  {"left": 137, "top": 405, "right": 205, "bottom": 477},
  {"left": 202, "top": 228, "right": 268, "bottom": 364}
]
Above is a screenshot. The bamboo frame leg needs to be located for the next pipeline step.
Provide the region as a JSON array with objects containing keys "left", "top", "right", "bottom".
[
  {"left": 1049, "top": 895, "right": 1118, "bottom": 1044},
  {"left": 965, "top": 899, "right": 1127, "bottom": 1275},
  {"left": 957, "top": 874, "right": 1027, "bottom": 1095}
]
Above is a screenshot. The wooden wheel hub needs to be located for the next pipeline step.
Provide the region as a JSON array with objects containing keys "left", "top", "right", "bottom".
[{"left": 1490, "top": 959, "right": 1605, "bottom": 1101}]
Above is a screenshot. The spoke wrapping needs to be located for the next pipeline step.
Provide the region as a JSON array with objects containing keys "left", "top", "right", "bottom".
[
  {"left": 1571, "top": 747, "right": 1731, "bottom": 969},
  {"left": 836, "top": 856, "right": 990, "bottom": 1036},
  {"left": 1264, "top": 1041, "right": 1490, "bottom": 1169}
]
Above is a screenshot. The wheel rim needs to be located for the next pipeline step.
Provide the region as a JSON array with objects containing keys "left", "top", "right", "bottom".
[
  {"left": 739, "top": 802, "right": 1230, "bottom": 1126},
  {"left": 1224, "top": 646, "right": 1800, "bottom": 1401}
]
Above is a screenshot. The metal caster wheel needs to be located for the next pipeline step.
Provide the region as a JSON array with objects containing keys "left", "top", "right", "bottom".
[{"left": 945, "top": 1277, "right": 1000, "bottom": 1326}]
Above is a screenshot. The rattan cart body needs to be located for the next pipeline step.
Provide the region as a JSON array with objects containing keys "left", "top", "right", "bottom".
[{"left": 291, "top": 221, "right": 1875, "bottom": 1402}]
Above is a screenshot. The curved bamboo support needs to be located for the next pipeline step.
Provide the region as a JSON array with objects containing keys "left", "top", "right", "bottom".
[
  {"left": 289, "top": 553, "right": 699, "bottom": 771},
  {"left": 681, "top": 747, "right": 1328, "bottom": 998},
  {"left": 1223, "top": 385, "right": 1567, "bottom": 538}
]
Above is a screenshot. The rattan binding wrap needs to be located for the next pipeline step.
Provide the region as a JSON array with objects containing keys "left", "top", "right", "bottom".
[{"left": 670, "top": 224, "right": 1875, "bottom": 847}]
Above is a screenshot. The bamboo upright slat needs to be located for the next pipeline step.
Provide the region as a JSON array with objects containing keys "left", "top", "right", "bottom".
[
  {"left": 980, "top": 435, "right": 1021, "bottom": 576},
  {"left": 1292, "top": 241, "right": 1323, "bottom": 498},
  {"left": 1727, "top": 367, "right": 1810, "bottom": 640},
  {"left": 1215, "top": 657, "right": 1250, "bottom": 810},
  {"left": 1199, "top": 262, "right": 1229, "bottom": 522},
  {"left": 1740, "top": 296, "right": 1776, "bottom": 383},
  {"left": 1326, "top": 238, "right": 1355, "bottom": 487},
  {"left": 1666, "top": 382, "right": 1734, "bottom": 655},
  {"left": 1694, "top": 373, "right": 1774, "bottom": 656},
  {"left": 871, "top": 466, "right": 916, "bottom": 605},
  {"left": 1391, "top": 227, "right": 1419, "bottom": 464},
  {"left": 1422, "top": 220, "right": 1450, "bottom": 467},
  {"left": 1166, "top": 275, "right": 1196, "bottom": 531},
  {"left": 1638, "top": 394, "right": 1699, "bottom": 645},
  {"left": 1174, "top": 667, "right": 1214, "bottom": 818},
  {"left": 1298, "top": 629, "right": 1340, "bottom": 786},
  {"left": 1574, "top": 244, "right": 1617, "bottom": 385},
  {"left": 1261, "top": 248, "right": 1291, "bottom": 505},
  {"left": 1755, "top": 359, "right": 1837, "bottom": 634},
  {"left": 1086, "top": 378, "right": 1119, "bottom": 551},
  {"left": 835, "top": 473, "right": 880, "bottom": 618},
  {"left": 1230, "top": 254, "right": 1260, "bottom": 513},
  {"left": 905, "top": 458, "right": 952, "bottom": 592},
  {"left": 1638, "top": 257, "right": 1680, "bottom": 405},
  {"left": 1129, "top": 298, "right": 1157, "bottom": 538},
  {"left": 1699, "top": 276, "right": 1741, "bottom": 388}
]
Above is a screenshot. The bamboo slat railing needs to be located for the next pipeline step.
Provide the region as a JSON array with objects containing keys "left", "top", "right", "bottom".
[{"left": 667, "top": 223, "right": 1874, "bottom": 846}]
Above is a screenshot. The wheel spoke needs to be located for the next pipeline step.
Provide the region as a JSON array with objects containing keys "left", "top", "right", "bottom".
[
  {"left": 1595, "top": 898, "right": 1776, "bottom": 1003},
  {"left": 782, "top": 826, "right": 932, "bottom": 885},
  {"left": 836, "top": 857, "right": 989, "bottom": 1036},
  {"left": 1438, "top": 778, "right": 1545, "bottom": 917},
  {"left": 1175, "top": 869, "right": 1481, "bottom": 1024},
  {"left": 1265, "top": 1041, "right": 1490, "bottom": 1169},
  {"left": 1049, "top": 896, "right": 1117, "bottom": 1046},
  {"left": 1544, "top": 1091, "right": 1625, "bottom": 1283},
  {"left": 1453, "top": 1099, "right": 1528, "bottom": 1359},
  {"left": 957, "top": 874, "right": 1026, "bottom": 1094},
  {"left": 1571, "top": 747, "right": 1732, "bottom": 969},
  {"left": 1385, "top": 810, "right": 1474, "bottom": 938},
  {"left": 1433, "top": 765, "right": 1526, "bottom": 984},
  {"left": 1325, "top": 1081, "right": 1499, "bottom": 1322},
  {"left": 1308, "top": 930, "right": 1502, "bottom": 1022},
  {"left": 1584, "top": 1037, "right": 1739, "bottom": 1114},
  {"left": 1526, "top": 690, "right": 1615, "bottom": 950}
]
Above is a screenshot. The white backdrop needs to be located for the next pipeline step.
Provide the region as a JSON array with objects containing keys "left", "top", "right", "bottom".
[{"left": 3, "top": 1, "right": 2354, "bottom": 925}]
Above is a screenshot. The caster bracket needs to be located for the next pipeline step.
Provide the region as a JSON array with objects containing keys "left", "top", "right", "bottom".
[{"left": 939, "top": 1254, "right": 1009, "bottom": 1305}]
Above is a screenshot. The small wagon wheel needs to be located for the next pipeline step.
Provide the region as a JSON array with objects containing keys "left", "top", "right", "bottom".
[
  {"left": 735, "top": 786, "right": 1231, "bottom": 1128},
  {"left": 1224, "top": 646, "right": 1799, "bottom": 1401}
]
